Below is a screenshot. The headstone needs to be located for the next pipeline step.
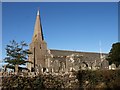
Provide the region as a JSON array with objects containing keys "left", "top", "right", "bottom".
[
  {"left": 91, "top": 62, "right": 97, "bottom": 70},
  {"left": 88, "top": 67, "right": 91, "bottom": 70},
  {"left": 101, "top": 60, "right": 109, "bottom": 70},
  {"left": 81, "top": 63, "right": 87, "bottom": 70},
  {"left": 111, "top": 63, "right": 116, "bottom": 70}
]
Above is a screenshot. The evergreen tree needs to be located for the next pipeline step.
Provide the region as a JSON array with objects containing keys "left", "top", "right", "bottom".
[
  {"left": 106, "top": 42, "right": 120, "bottom": 67},
  {"left": 4, "top": 40, "right": 32, "bottom": 72}
]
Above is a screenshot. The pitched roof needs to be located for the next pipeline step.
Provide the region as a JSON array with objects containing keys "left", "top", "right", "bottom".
[{"left": 50, "top": 49, "right": 108, "bottom": 61}]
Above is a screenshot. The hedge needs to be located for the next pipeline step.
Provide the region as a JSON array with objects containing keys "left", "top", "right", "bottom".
[{"left": 1, "top": 70, "right": 120, "bottom": 89}]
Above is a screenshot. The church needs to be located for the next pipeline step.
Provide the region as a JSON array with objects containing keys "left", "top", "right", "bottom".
[{"left": 27, "top": 10, "right": 109, "bottom": 73}]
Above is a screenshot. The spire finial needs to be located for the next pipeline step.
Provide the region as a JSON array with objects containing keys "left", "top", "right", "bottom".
[{"left": 37, "top": 9, "right": 40, "bottom": 16}]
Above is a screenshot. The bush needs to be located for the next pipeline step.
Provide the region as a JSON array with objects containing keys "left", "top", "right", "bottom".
[
  {"left": 77, "top": 70, "right": 120, "bottom": 89},
  {"left": 2, "top": 70, "right": 120, "bottom": 89}
]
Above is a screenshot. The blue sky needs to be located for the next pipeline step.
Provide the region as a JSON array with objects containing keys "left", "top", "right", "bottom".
[{"left": 2, "top": 2, "right": 118, "bottom": 61}]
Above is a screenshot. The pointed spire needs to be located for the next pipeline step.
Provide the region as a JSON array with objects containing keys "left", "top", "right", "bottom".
[{"left": 32, "top": 9, "right": 44, "bottom": 42}]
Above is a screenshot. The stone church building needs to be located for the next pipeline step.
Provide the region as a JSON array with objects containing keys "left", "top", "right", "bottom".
[{"left": 27, "top": 10, "right": 109, "bottom": 73}]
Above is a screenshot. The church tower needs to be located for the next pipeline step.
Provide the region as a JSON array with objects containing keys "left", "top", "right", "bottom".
[{"left": 27, "top": 10, "right": 47, "bottom": 71}]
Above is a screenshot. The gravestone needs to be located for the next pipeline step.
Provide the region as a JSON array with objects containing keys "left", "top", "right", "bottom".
[
  {"left": 101, "top": 60, "right": 109, "bottom": 70},
  {"left": 111, "top": 63, "right": 116, "bottom": 70},
  {"left": 80, "top": 63, "right": 87, "bottom": 70}
]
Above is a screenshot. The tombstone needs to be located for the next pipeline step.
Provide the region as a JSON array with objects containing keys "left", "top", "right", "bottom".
[
  {"left": 81, "top": 64, "right": 86, "bottom": 70},
  {"left": 96, "top": 62, "right": 102, "bottom": 69},
  {"left": 61, "top": 62, "right": 66, "bottom": 72},
  {"left": 101, "top": 60, "right": 109, "bottom": 70},
  {"left": 35, "top": 64, "right": 42, "bottom": 74},
  {"left": 91, "top": 61, "right": 98, "bottom": 70},
  {"left": 88, "top": 62, "right": 92, "bottom": 70},
  {"left": 51, "top": 68, "right": 54, "bottom": 73},
  {"left": 109, "top": 65, "right": 112, "bottom": 70},
  {"left": 41, "top": 68, "right": 44, "bottom": 74},
  {"left": 70, "top": 67, "right": 75, "bottom": 72},
  {"left": 80, "top": 63, "right": 88, "bottom": 70},
  {"left": 66, "top": 59, "right": 72, "bottom": 72},
  {"left": 111, "top": 63, "right": 116, "bottom": 70}
]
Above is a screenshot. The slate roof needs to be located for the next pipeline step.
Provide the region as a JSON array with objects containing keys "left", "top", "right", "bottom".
[{"left": 50, "top": 49, "right": 108, "bottom": 61}]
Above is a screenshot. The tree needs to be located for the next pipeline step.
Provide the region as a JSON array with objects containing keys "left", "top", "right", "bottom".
[
  {"left": 4, "top": 40, "right": 32, "bottom": 72},
  {"left": 106, "top": 42, "right": 120, "bottom": 67}
]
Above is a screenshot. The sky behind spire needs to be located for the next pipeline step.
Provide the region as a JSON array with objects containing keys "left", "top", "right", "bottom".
[{"left": 2, "top": 2, "right": 118, "bottom": 60}]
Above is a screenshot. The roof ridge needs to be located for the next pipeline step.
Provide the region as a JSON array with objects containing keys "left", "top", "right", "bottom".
[{"left": 49, "top": 49, "right": 108, "bottom": 54}]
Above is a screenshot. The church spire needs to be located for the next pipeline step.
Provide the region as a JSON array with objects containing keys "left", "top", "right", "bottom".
[
  {"left": 32, "top": 9, "right": 44, "bottom": 42},
  {"left": 28, "top": 9, "right": 48, "bottom": 71}
]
